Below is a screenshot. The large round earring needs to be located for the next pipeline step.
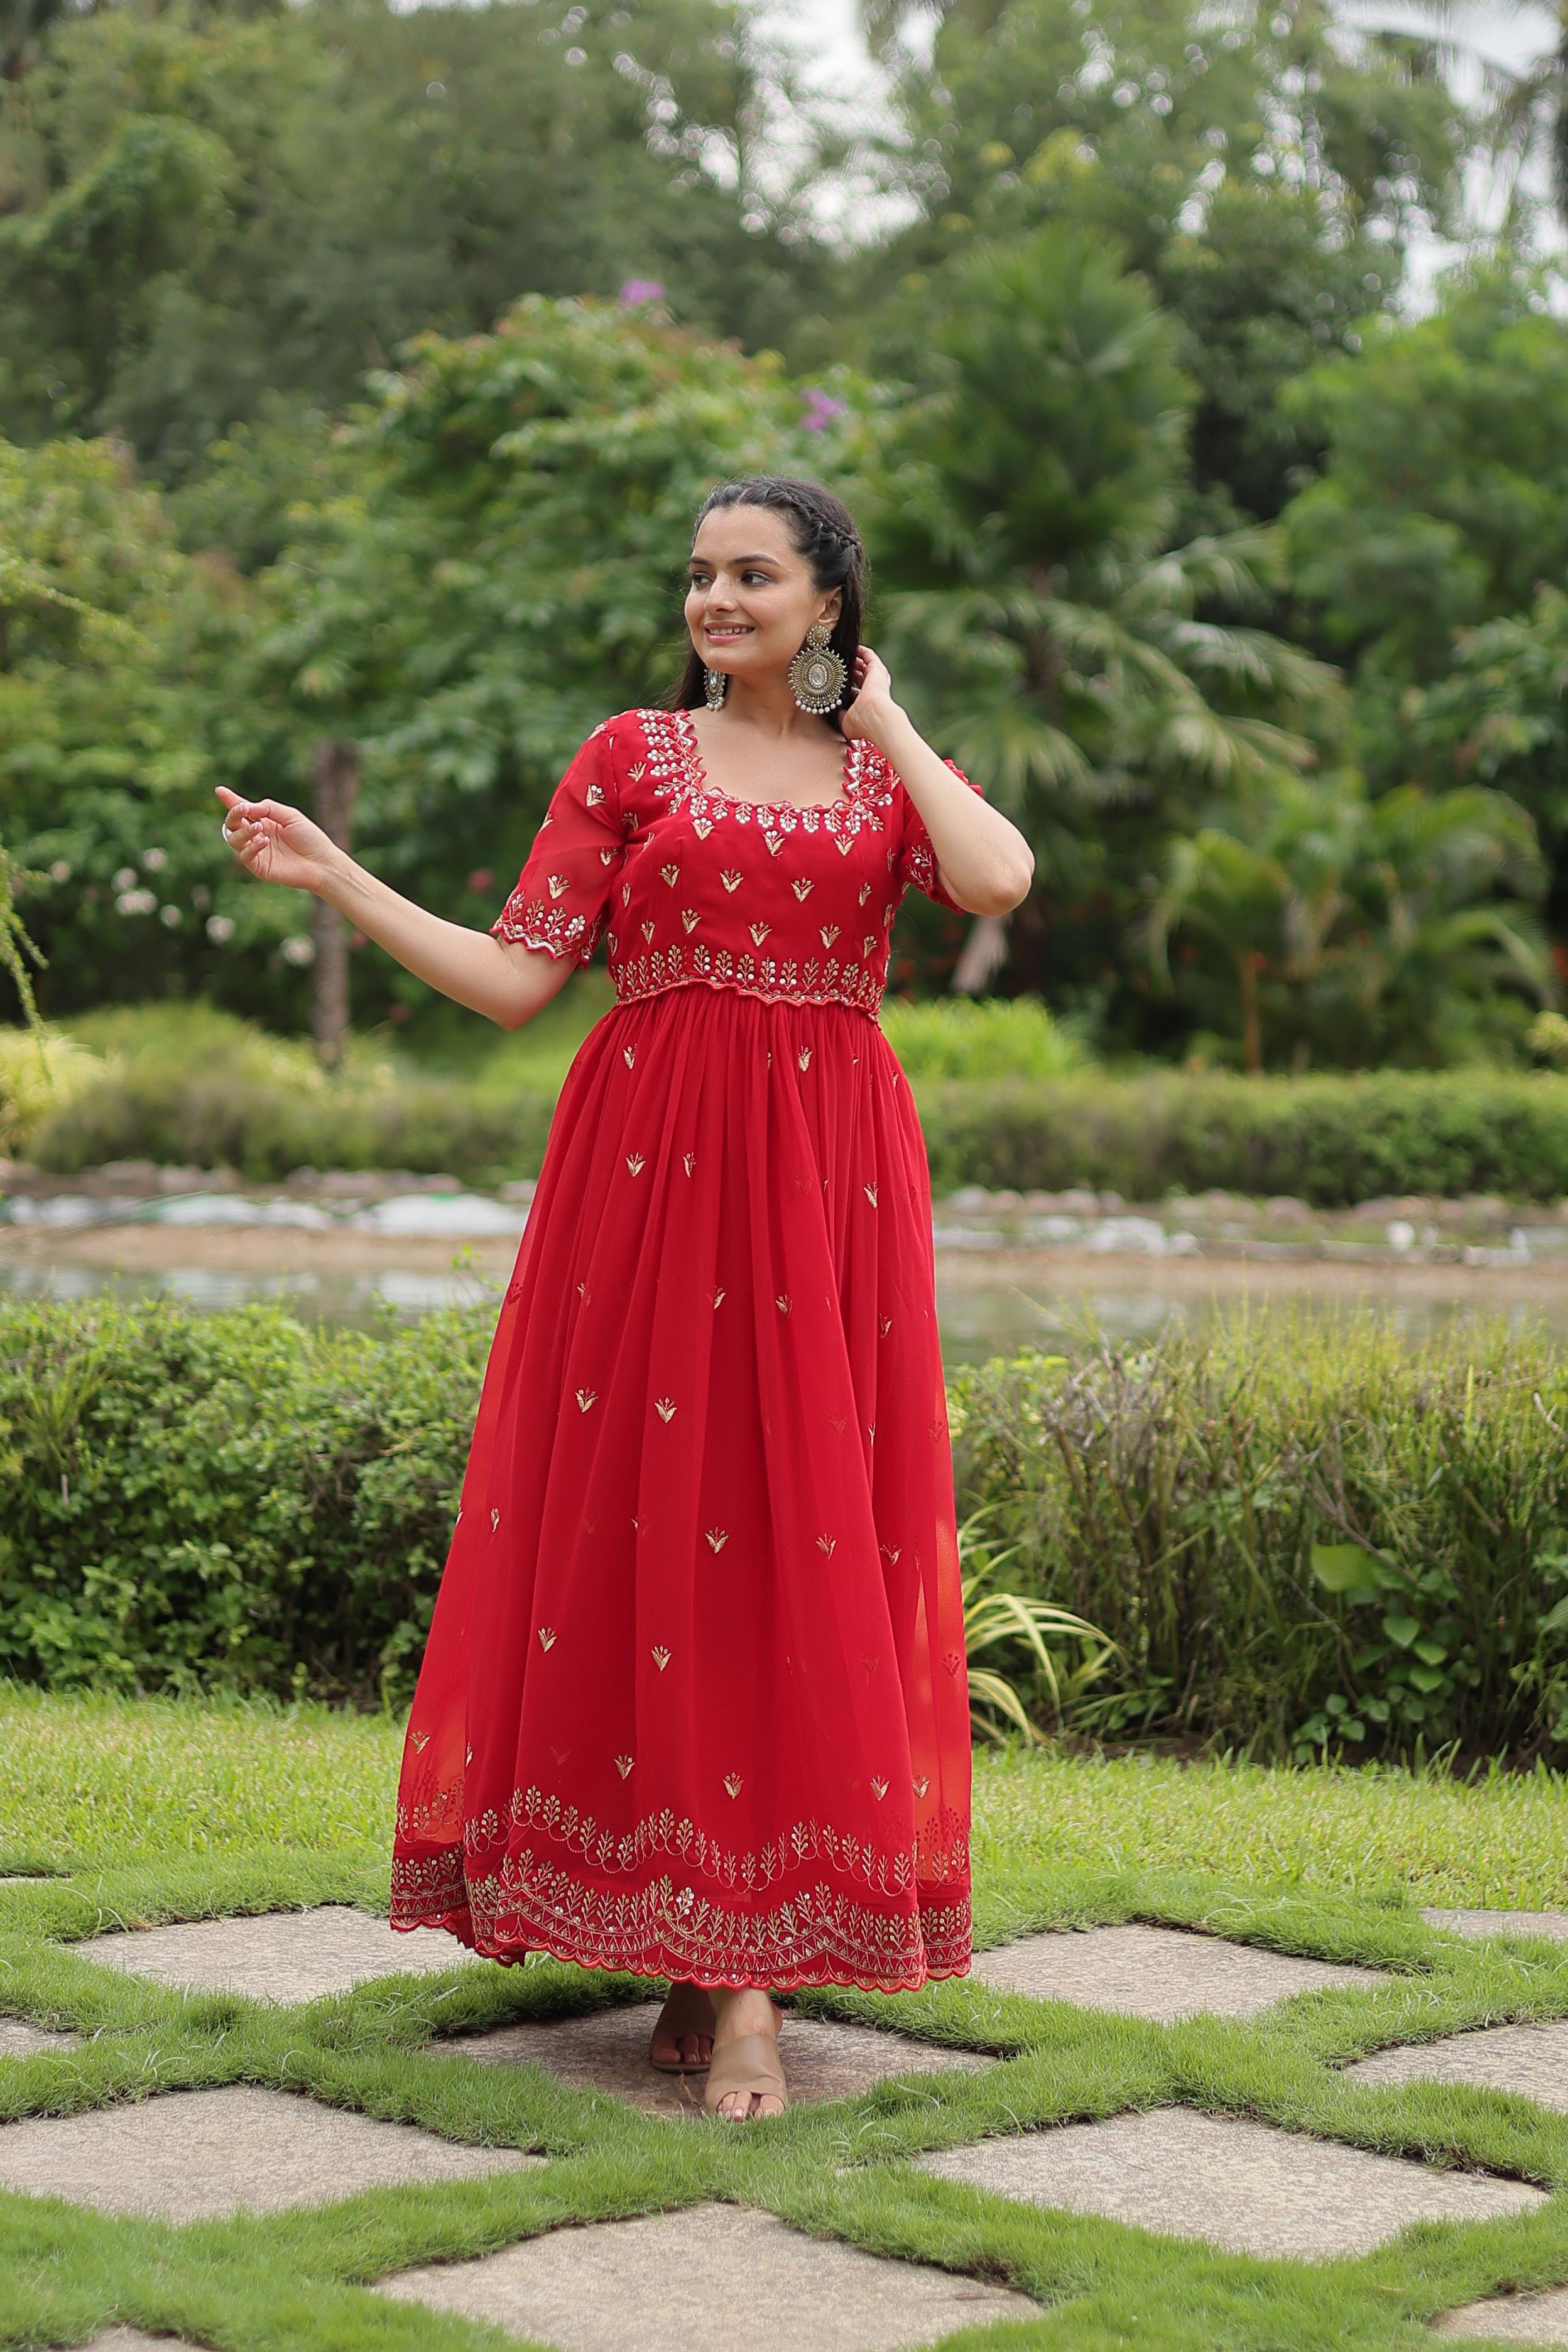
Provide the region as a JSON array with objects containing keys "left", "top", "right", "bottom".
[
  {"left": 703, "top": 667, "right": 728, "bottom": 710},
  {"left": 788, "top": 621, "right": 847, "bottom": 715}
]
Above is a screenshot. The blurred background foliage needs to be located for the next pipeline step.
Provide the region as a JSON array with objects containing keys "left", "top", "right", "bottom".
[{"left": 2, "top": 0, "right": 1566, "bottom": 1077}]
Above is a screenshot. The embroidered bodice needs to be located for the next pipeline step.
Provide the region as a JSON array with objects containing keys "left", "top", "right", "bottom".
[{"left": 491, "top": 705, "right": 984, "bottom": 1018}]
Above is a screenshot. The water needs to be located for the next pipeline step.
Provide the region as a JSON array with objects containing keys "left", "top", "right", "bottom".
[{"left": 4, "top": 1249, "right": 1565, "bottom": 1368}]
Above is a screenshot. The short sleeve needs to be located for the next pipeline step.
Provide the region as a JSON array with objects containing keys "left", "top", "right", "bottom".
[
  {"left": 491, "top": 726, "right": 624, "bottom": 966},
  {"left": 898, "top": 758, "right": 986, "bottom": 911}
]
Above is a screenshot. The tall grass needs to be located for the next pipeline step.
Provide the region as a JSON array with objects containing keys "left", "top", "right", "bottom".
[{"left": 949, "top": 1308, "right": 1568, "bottom": 1764}]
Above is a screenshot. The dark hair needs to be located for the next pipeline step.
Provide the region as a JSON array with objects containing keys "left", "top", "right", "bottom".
[{"left": 666, "top": 476, "right": 867, "bottom": 732}]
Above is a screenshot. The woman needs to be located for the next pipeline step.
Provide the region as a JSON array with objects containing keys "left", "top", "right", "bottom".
[{"left": 217, "top": 475, "right": 1035, "bottom": 2120}]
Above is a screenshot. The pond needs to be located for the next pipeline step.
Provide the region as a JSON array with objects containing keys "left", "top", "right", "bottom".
[{"left": 5, "top": 1176, "right": 1568, "bottom": 1365}]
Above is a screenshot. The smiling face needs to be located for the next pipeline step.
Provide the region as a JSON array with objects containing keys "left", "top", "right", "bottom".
[{"left": 685, "top": 503, "right": 841, "bottom": 688}]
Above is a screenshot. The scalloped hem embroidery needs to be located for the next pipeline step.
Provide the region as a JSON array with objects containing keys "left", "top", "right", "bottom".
[
  {"left": 389, "top": 1846, "right": 972, "bottom": 1991},
  {"left": 491, "top": 900, "right": 601, "bottom": 964},
  {"left": 613, "top": 964, "right": 886, "bottom": 1019}
]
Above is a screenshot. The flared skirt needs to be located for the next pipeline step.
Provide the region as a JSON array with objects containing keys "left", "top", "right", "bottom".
[{"left": 390, "top": 980, "right": 972, "bottom": 1992}]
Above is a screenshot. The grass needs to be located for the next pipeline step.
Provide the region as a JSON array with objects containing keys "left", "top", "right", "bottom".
[{"left": 1, "top": 1693, "right": 1567, "bottom": 2349}]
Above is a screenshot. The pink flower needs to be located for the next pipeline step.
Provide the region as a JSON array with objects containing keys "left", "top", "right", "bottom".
[
  {"left": 802, "top": 387, "right": 849, "bottom": 432},
  {"left": 619, "top": 278, "right": 665, "bottom": 307}
]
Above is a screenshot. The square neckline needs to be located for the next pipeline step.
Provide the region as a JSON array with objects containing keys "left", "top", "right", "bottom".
[{"left": 675, "top": 705, "right": 859, "bottom": 815}]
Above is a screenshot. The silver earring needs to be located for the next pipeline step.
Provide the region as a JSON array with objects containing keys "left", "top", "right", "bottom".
[
  {"left": 788, "top": 621, "right": 846, "bottom": 715},
  {"left": 703, "top": 667, "right": 728, "bottom": 710}
]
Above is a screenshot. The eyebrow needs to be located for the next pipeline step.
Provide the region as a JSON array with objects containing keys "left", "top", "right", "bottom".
[{"left": 688, "top": 553, "right": 782, "bottom": 568}]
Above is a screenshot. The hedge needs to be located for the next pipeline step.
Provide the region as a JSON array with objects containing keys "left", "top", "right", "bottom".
[
  {"left": 26, "top": 1064, "right": 1568, "bottom": 1204},
  {"left": 30, "top": 1066, "right": 560, "bottom": 1187},
  {"left": 913, "top": 1069, "right": 1568, "bottom": 1206},
  {"left": 3, "top": 1298, "right": 1567, "bottom": 1761}
]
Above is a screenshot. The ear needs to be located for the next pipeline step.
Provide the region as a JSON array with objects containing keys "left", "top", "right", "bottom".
[{"left": 817, "top": 585, "right": 843, "bottom": 629}]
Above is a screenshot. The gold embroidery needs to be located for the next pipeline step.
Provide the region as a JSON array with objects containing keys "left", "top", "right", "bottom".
[{"left": 389, "top": 1844, "right": 972, "bottom": 1992}]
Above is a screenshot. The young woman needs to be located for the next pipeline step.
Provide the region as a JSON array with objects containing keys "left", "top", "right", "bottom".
[{"left": 217, "top": 475, "right": 1035, "bottom": 2120}]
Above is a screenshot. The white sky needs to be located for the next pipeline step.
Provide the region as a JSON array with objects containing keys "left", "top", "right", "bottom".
[{"left": 758, "top": 0, "right": 1565, "bottom": 299}]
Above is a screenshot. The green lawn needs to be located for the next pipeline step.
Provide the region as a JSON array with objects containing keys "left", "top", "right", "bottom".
[{"left": 2, "top": 1690, "right": 1567, "bottom": 2349}]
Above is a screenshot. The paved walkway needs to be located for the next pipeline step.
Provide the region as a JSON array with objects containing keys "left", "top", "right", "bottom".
[{"left": 3, "top": 1898, "right": 1563, "bottom": 2348}]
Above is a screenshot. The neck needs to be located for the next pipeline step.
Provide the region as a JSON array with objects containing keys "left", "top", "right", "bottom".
[{"left": 713, "top": 672, "right": 832, "bottom": 739}]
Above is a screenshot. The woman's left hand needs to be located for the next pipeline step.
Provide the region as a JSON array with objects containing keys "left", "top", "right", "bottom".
[{"left": 839, "top": 645, "right": 901, "bottom": 744}]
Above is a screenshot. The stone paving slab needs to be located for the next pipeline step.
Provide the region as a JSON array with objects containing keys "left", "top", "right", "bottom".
[
  {"left": 74, "top": 2336, "right": 199, "bottom": 2351},
  {"left": 914, "top": 2106, "right": 1546, "bottom": 2260},
  {"left": 1422, "top": 1908, "right": 1568, "bottom": 1945},
  {"left": 376, "top": 2199, "right": 1040, "bottom": 2349},
  {"left": 430, "top": 2000, "right": 990, "bottom": 2116},
  {"left": 0, "top": 2017, "right": 81, "bottom": 2057},
  {"left": 1344, "top": 2018, "right": 1568, "bottom": 2111},
  {"left": 1434, "top": 2285, "right": 1568, "bottom": 2342},
  {"left": 69, "top": 1905, "right": 483, "bottom": 2001},
  {"left": 0, "top": 2082, "right": 538, "bottom": 2220},
  {"left": 969, "top": 1922, "right": 1393, "bottom": 2022}
]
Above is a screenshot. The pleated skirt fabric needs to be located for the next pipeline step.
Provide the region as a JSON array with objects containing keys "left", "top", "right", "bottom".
[{"left": 390, "top": 979, "right": 972, "bottom": 1992}]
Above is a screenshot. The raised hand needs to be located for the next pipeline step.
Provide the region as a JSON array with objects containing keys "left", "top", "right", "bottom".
[
  {"left": 839, "top": 644, "right": 900, "bottom": 744},
  {"left": 215, "top": 787, "right": 340, "bottom": 895}
]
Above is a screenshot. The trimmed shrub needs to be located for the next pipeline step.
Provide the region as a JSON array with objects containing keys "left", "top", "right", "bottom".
[
  {"left": 913, "top": 1069, "right": 1568, "bottom": 1205},
  {"left": 31, "top": 1067, "right": 559, "bottom": 1185},
  {"left": 3, "top": 1298, "right": 1567, "bottom": 1761},
  {"left": 23, "top": 1057, "right": 1568, "bottom": 1202}
]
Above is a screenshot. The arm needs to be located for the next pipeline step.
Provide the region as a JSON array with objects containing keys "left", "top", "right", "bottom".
[
  {"left": 214, "top": 788, "right": 574, "bottom": 1030},
  {"left": 841, "top": 648, "right": 1035, "bottom": 916}
]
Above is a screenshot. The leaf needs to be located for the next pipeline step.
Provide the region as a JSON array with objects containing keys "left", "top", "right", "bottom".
[
  {"left": 1541, "top": 1596, "right": 1568, "bottom": 1636},
  {"left": 1383, "top": 1612, "right": 1421, "bottom": 1649},
  {"left": 1407, "top": 1665, "right": 1448, "bottom": 1694},
  {"left": 1412, "top": 1638, "right": 1448, "bottom": 1666},
  {"left": 1312, "top": 1542, "right": 1383, "bottom": 1592}
]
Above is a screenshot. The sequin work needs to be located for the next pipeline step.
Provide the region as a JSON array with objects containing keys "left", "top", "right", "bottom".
[{"left": 391, "top": 707, "right": 981, "bottom": 1990}]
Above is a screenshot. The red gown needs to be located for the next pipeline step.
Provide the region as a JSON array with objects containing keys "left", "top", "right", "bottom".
[{"left": 389, "top": 704, "right": 977, "bottom": 1992}]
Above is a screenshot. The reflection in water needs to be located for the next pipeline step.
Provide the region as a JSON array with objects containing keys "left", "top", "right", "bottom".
[
  {"left": 4, "top": 1253, "right": 1567, "bottom": 1365},
  {"left": 934, "top": 1272, "right": 1563, "bottom": 1366}
]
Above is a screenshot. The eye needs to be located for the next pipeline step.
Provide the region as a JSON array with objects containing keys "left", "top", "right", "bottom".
[{"left": 741, "top": 570, "right": 772, "bottom": 585}]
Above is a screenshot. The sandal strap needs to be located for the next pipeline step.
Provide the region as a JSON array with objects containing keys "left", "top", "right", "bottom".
[{"left": 704, "top": 2030, "right": 787, "bottom": 2113}]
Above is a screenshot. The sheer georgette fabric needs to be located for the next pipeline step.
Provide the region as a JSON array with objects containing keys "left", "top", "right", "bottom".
[{"left": 390, "top": 707, "right": 978, "bottom": 1991}]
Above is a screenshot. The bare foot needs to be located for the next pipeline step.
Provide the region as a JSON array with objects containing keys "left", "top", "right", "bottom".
[
  {"left": 649, "top": 1981, "right": 716, "bottom": 2071},
  {"left": 707, "top": 1986, "right": 785, "bottom": 2120}
]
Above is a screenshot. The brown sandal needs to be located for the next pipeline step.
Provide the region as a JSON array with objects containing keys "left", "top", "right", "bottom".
[
  {"left": 704, "top": 2027, "right": 787, "bottom": 2120},
  {"left": 648, "top": 1982, "right": 717, "bottom": 2074}
]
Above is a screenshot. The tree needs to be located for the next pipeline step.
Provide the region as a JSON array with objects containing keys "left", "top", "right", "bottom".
[
  {"left": 0, "top": 429, "right": 308, "bottom": 1024},
  {"left": 0, "top": 0, "right": 837, "bottom": 479},
  {"left": 1284, "top": 263, "right": 1568, "bottom": 685},
  {"left": 1144, "top": 771, "right": 1549, "bottom": 1068},
  {"left": 869, "top": 225, "right": 1340, "bottom": 999},
  {"left": 855, "top": 0, "right": 1473, "bottom": 524}
]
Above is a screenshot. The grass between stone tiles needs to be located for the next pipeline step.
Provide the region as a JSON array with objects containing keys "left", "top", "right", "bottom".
[{"left": 1, "top": 1690, "right": 1567, "bottom": 2349}]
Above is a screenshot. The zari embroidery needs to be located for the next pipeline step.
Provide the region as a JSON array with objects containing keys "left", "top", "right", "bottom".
[
  {"left": 389, "top": 1844, "right": 972, "bottom": 1991},
  {"left": 491, "top": 895, "right": 603, "bottom": 964},
  {"left": 396, "top": 1775, "right": 969, "bottom": 1893},
  {"left": 614, "top": 942, "right": 886, "bottom": 1018},
  {"left": 635, "top": 706, "right": 897, "bottom": 839}
]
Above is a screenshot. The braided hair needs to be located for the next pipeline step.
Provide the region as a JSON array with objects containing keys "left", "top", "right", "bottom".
[{"left": 667, "top": 476, "right": 867, "bottom": 732}]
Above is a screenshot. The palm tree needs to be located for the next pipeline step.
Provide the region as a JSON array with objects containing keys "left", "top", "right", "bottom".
[
  {"left": 870, "top": 226, "right": 1342, "bottom": 992},
  {"left": 1144, "top": 772, "right": 1549, "bottom": 1068}
]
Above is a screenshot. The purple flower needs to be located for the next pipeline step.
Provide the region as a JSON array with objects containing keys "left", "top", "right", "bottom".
[
  {"left": 802, "top": 386, "right": 849, "bottom": 432},
  {"left": 619, "top": 278, "right": 665, "bottom": 307}
]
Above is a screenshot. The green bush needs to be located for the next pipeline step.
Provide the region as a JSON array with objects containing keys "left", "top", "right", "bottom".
[
  {"left": 879, "top": 994, "right": 1088, "bottom": 1081},
  {"left": 951, "top": 1313, "right": 1568, "bottom": 1763},
  {"left": 913, "top": 1069, "right": 1568, "bottom": 1204},
  {"left": 19, "top": 1003, "right": 1568, "bottom": 1197},
  {"left": 0, "top": 1300, "right": 489, "bottom": 1702},
  {"left": 3, "top": 1298, "right": 1567, "bottom": 1761}
]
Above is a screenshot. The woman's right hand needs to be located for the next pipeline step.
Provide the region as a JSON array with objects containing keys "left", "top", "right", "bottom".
[{"left": 215, "top": 786, "right": 342, "bottom": 896}]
